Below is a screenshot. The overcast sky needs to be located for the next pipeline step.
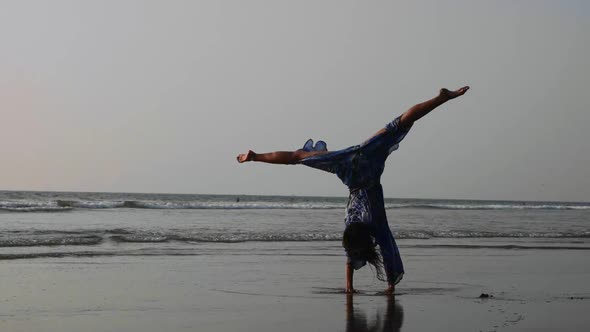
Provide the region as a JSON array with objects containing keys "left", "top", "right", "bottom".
[{"left": 1, "top": 0, "right": 588, "bottom": 201}]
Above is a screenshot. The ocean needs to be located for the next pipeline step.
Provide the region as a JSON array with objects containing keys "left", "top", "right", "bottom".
[
  {"left": 2, "top": 190, "right": 590, "bottom": 331},
  {"left": 1, "top": 190, "right": 589, "bottom": 261}
]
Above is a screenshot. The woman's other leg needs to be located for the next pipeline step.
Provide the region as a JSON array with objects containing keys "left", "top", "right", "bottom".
[{"left": 237, "top": 149, "right": 326, "bottom": 164}]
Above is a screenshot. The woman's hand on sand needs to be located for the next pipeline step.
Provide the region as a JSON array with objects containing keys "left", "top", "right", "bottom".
[
  {"left": 237, "top": 150, "right": 256, "bottom": 163},
  {"left": 345, "top": 287, "right": 357, "bottom": 294},
  {"left": 381, "top": 284, "right": 395, "bottom": 296},
  {"left": 440, "top": 86, "right": 470, "bottom": 100}
]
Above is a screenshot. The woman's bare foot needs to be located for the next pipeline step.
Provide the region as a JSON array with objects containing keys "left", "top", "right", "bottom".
[
  {"left": 440, "top": 86, "right": 470, "bottom": 100},
  {"left": 237, "top": 150, "right": 256, "bottom": 163}
]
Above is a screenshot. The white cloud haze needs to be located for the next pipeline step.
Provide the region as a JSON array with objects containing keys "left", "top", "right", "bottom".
[{"left": 1, "top": 0, "right": 588, "bottom": 201}]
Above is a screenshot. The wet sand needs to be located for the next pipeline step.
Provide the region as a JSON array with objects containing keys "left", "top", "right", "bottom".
[{"left": 1, "top": 241, "right": 589, "bottom": 331}]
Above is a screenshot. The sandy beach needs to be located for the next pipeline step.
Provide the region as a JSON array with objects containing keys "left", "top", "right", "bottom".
[{"left": 1, "top": 239, "right": 589, "bottom": 332}]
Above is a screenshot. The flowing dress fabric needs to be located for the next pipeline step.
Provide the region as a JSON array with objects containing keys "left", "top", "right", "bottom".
[{"left": 298, "top": 116, "right": 411, "bottom": 285}]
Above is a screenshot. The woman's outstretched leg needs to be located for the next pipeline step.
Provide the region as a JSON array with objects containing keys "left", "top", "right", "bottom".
[
  {"left": 399, "top": 86, "right": 469, "bottom": 127},
  {"left": 363, "top": 86, "right": 469, "bottom": 142}
]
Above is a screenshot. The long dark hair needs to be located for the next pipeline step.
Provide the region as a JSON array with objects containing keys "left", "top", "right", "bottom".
[{"left": 342, "top": 223, "right": 385, "bottom": 281}]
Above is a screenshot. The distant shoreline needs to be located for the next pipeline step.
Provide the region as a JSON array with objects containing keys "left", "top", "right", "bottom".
[{"left": 0, "top": 189, "right": 588, "bottom": 204}]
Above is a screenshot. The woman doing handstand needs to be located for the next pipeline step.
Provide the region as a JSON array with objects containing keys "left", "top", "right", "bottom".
[{"left": 237, "top": 86, "right": 470, "bottom": 294}]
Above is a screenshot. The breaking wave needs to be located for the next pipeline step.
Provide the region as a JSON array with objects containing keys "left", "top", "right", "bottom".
[
  {"left": 0, "top": 235, "right": 103, "bottom": 247},
  {"left": 0, "top": 199, "right": 587, "bottom": 212},
  {"left": 2, "top": 243, "right": 590, "bottom": 261},
  {"left": 392, "top": 203, "right": 590, "bottom": 210},
  {"left": 1, "top": 229, "right": 589, "bottom": 249}
]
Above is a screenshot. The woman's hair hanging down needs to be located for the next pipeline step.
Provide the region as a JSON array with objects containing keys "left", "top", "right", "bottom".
[{"left": 342, "top": 223, "right": 386, "bottom": 281}]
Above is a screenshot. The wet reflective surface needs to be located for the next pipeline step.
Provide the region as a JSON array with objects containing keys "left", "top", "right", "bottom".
[{"left": 346, "top": 294, "right": 404, "bottom": 332}]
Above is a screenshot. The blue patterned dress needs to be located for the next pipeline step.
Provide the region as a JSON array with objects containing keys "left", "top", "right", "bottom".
[{"left": 298, "top": 116, "right": 411, "bottom": 285}]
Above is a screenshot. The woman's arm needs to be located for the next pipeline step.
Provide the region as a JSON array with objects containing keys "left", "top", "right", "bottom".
[
  {"left": 237, "top": 149, "right": 325, "bottom": 164},
  {"left": 345, "top": 262, "right": 355, "bottom": 294}
]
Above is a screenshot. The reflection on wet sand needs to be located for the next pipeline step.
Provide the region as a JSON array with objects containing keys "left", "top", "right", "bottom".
[{"left": 346, "top": 294, "right": 404, "bottom": 332}]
